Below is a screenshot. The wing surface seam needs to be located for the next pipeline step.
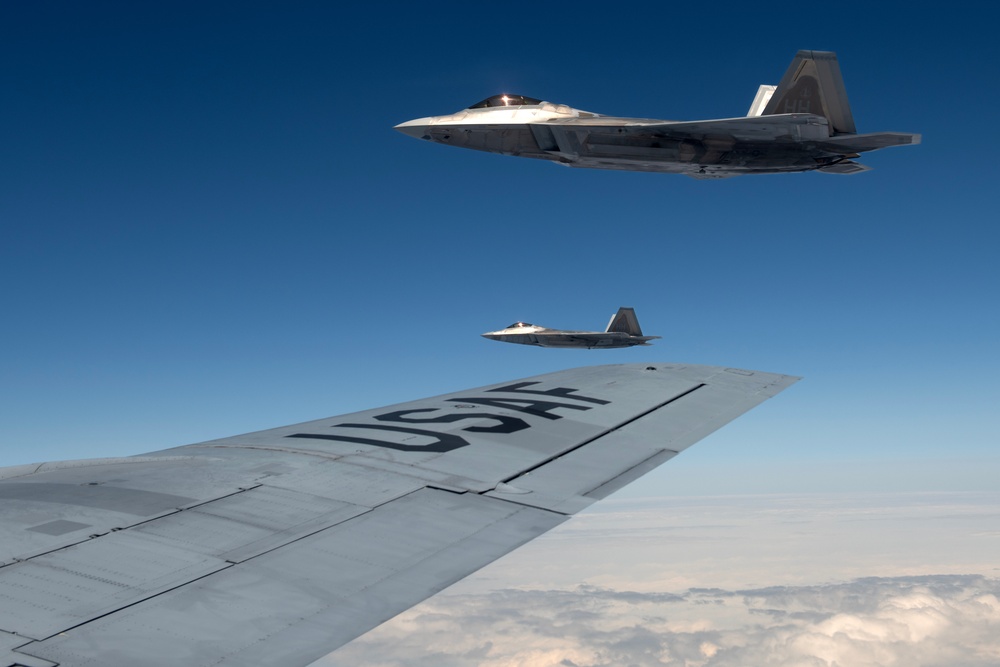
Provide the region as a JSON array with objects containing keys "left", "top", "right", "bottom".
[
  {"left": 0, "top": 485, "right": 265, "bottom": 571},
  {"left": 496, "top": 383, "right": 706, "bottom": 486}
]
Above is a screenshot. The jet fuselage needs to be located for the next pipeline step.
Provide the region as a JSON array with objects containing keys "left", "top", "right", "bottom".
[
  {"left": 482, "top": 325, "right": 655, "bottom": 349},
  {"left": 395, "top": 52, "right": 920, "bottom": 179}
]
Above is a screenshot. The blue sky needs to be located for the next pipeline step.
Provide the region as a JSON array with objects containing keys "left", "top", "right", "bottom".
[
  {"left": 2, "top": 2, "right": 997, "bottom": 491},
  {"left": 3, "top": 4, "right": 999, "bottom": 665}
]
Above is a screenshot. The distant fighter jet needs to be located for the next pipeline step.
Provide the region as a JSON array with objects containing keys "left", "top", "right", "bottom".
[
  {"left": 483, "top": 307, "right": 660, "bottom": 349},
  {"left": 395, "top": 50, "right": 919, "bottom": 179}
]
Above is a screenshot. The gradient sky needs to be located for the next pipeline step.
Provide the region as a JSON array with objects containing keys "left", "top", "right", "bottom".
[{"left": 2, "top": 2, "right": 998, "bottom": 664}]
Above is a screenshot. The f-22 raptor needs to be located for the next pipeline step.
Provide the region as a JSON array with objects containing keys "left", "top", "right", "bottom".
[
  {"left": 395, "top": 50, "right": 919, "bottom": 179},
  {"left": 483, "top": 307, "right": 660, "bottom": 349}
]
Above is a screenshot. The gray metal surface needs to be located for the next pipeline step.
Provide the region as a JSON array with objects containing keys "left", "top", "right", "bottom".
[
  {"left": 1, "top": 632, "right": 56, "bottom": 667},
  {"left": 395, "top": 50, "right": 919, "bottom": 178},
  {"left": 22, "top": 489, "right": 565, "bottom": 667},
  {"left": 0, "top": 363, "right": 798, "bottom": 666}
]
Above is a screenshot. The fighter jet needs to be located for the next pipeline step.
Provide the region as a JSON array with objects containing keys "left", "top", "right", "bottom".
[
  {"left": 395, "top": 50, "right": 919, "bottom": 179},
  {"left": 483, "top": 307, "right": 660, "bottom": 349}
]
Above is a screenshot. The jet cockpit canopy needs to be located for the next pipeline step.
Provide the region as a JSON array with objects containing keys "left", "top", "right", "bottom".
[
  {"left": 506, "top": 322, "right": 534, "bottom": 329},
  {"left": 469, "top": 94, "right": 542, "bottom": 109}
]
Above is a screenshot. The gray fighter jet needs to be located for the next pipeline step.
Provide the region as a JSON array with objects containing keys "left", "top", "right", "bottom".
[
  {"left": 395, "top": 50, "right": 919, "bottom": 179},
  {"left": 483, "top": 307, "right": 660, "bottom": 349}
]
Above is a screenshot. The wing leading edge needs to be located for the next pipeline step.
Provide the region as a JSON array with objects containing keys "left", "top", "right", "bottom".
[{"left": 0, "top": 363, "right": 798, "bottom": 667}]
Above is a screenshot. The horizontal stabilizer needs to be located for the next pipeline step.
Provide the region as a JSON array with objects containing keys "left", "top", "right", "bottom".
[{"left": 819, "top": 132, "right": 922, "bottom": 152}]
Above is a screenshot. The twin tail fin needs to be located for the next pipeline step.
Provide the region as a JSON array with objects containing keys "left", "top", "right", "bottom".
[
  {"left": 605, "top": 307, "right": 645, "bottom": 336},
  {"left": 757, "top": 50, "right": 857, "bottom": 135}
]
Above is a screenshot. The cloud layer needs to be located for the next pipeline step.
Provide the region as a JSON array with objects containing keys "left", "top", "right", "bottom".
[
  {"left": 321, "top": 575, "right": 1000, "bottom": 667},
  {"left": 314, "top": 493, "right": 1000, "bottom": 666}
]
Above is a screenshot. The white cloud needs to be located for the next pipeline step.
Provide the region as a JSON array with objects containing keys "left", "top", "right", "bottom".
[
  {"left": 314, "top": 493, "right": 1000, "bottom": 666},
  {"left": 321, "top": 576, "right": 1000, "bottom": 667}
]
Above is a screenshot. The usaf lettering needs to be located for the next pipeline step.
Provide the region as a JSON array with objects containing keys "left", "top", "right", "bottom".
[{"left": 287, "top": 382, "right": 609, "bottom": 452}]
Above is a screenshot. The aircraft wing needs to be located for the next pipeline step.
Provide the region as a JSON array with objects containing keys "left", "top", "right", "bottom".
[
  {"left": 546, "top": 113, "right": 833, "bottom": 141},
  {"left": 0, "top": 363, "right": 798, "bottom": 667}
]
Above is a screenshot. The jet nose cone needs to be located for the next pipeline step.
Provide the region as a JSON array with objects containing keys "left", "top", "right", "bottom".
[{"left": 394, "top": 118, "right": 432, "bottom": 140}]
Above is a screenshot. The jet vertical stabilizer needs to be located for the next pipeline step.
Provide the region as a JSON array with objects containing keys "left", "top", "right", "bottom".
[
  {"left": 605, "top": 307, "right": 645, "bottom": 337},
  {"left": 762, "top": 50, "right": 857, "bottom": 134},
  {"left": 747, "top": 85, "right": 777, "bottom": 117}
]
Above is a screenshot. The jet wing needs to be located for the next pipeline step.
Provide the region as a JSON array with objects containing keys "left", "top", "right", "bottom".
[
  {"left": 544, "top": 113, "right": 833, "bottom": 142},
  {"left": 0, "top": 363, "right": 798, "bottom": 667}
]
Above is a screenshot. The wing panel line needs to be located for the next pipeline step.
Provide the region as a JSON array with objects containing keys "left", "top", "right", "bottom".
[{"left": 496, "top": 383, "right": 706, "bottom": 486}]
